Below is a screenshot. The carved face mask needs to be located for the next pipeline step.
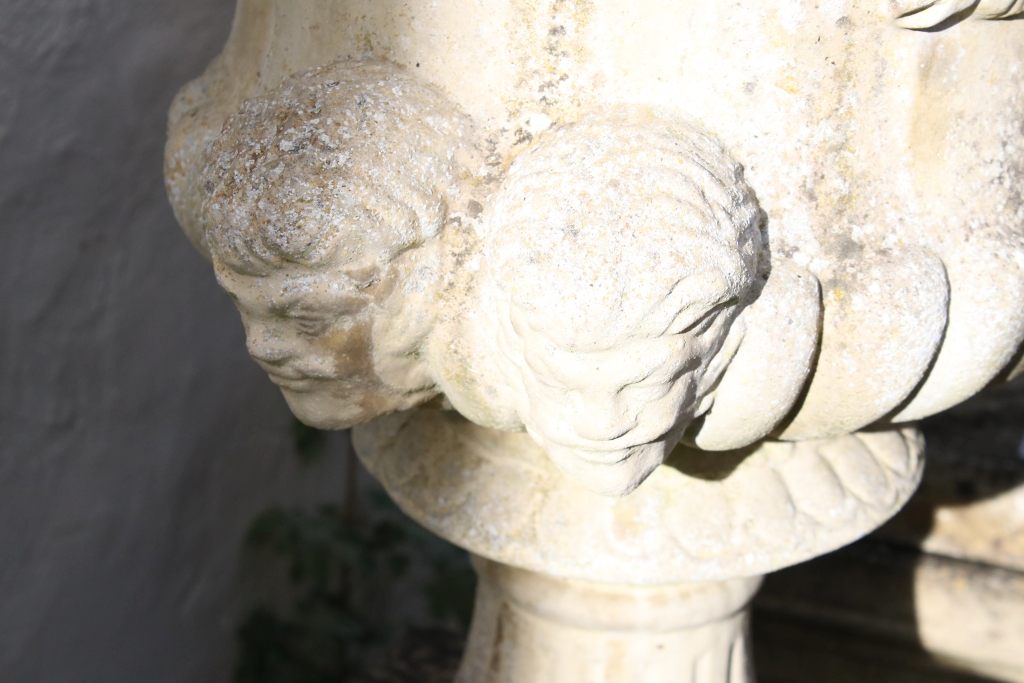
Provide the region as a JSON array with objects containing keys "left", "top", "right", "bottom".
[
  {"left": 475, "top": 109, "right": 762, "bottom": 495},
  {"left": 213, "top": 258, "right": 430, "bottom": 429},
  {"left": 495, "top": 297, "right": 737, "bottom": 496}
]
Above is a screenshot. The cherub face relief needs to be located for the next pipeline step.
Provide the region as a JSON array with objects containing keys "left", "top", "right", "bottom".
[
  {"left": 215, "top": 257, "right": 430, "bottom": 429},
  {"left": 479, "top": 107, "right": 763, "bottom": 495},
  {"left": 495, "top": 295, "right": 739, "bottom": 496},
  {"left": 198, "top": 59, "right": 479, "bottom": 429}
]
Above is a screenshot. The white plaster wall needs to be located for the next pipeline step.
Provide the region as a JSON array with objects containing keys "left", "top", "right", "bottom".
[{"left": 0, "top": 1, "right": 351, "bottom": 681}]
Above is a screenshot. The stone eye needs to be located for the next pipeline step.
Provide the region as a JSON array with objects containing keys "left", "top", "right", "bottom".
[{"left": 293, "top": 318, "right": 331, "bottom": 337}]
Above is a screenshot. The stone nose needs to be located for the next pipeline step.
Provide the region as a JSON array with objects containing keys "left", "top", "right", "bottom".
[
  {"left": 245, "top": 326, "right": 295, "bottom": 365},
  {"left": 570, "top": 393, "right": 637, "bottom": 442}
]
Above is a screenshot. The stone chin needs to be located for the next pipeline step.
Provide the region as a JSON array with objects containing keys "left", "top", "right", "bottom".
[
  {"left": 541, "top": 439, "right": 673, "bottom": 497},
  {"left": 279, "top": 384, "right": 431, "bottom": 431}
]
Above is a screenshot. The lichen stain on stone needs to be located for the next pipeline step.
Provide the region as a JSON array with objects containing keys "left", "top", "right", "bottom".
[
  {"left": 488, "top": 602, "right": 513, "bottom": 675},
  {"left": 603, "top": 639, "right": 629, "bottom": 680},
  {"left": 502, "top": 0, "right": 593, "bottom": 153},
  {"left": 910, "top": 39, "right": 957, "bottom": 194},
  {"left": 353, "top": 29, "right": 377, "bottom": 58}
]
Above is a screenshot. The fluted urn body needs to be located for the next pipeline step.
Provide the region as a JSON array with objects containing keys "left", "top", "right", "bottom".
[{"left": 166, "top": 2, "right": 1024, "bottom": 680}]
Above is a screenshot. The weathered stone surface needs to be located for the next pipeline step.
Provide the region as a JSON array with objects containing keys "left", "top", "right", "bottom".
[
  {"left": 171, "top": 3, "right": 1024, "bottom": 490},
  {"left": 457, "top": 557, "right": 760, "bottom": 683},
  {"left": 353, "top": 408, "right": 923, "bottom": 584},
  {"left": 165, "top": 3, "right": 1024, "bottom": 681}
]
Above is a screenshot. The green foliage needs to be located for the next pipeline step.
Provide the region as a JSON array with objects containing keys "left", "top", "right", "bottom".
[
  {"left": 234, "top": 607, "right": 371, "bottom": 683},
  {"left": 369, "top": 493, "right": 477, "bottom": 631},
  {"left": 292, "top": 420, "right": 327, "bottom": 462},
  {"left": 234, "top": 482, "right": 476, "bottom": 683},
  {"left": 235, "top": 505, "right": 411, "bottom": 683}
]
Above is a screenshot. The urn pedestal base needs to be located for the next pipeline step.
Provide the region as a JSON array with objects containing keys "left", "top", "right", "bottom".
[{"left": 456, "top": 556, "right": 762, "bottom": 683}]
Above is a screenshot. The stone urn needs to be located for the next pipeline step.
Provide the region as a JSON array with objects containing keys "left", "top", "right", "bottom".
[{"left": 165, "top": 1, "right": 1024, "bottom": 680}]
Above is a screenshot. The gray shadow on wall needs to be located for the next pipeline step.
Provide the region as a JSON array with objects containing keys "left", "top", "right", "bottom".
[{"left": 0, "top": 1, "right": 362, "bottom": 682}]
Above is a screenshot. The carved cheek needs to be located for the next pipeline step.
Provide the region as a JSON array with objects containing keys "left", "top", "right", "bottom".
[
  {"left": 525, "top": 380, "right": 572, "bottom": 423},
  {"left": 370, "top": 265, "right": 399, "bottom": 303},
  {"left": 514, "top": 379, "right": 577, "bottom": 441},
  {"left": 569, "top": 391, "right": 637, "bottom": 442},
  {"left": 319, "top": 315, "right": 375, "bottom": 378},
  {"left": 625, "top": 381, "right": 684, "bottom": 430},
  {"left": 663, "top": 375, "right": 700, "bottom": 418},
  {"left": 623, "top": 373, "right": 698, "bottom": 440}
]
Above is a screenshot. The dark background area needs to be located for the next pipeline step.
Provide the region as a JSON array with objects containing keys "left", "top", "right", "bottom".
[{"left": 0, "top": 3, "right": 354, "bottom": 681}]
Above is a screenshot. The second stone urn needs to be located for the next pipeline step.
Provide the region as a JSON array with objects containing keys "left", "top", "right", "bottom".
[{"left": 165, "top": 1, "right": 1024, "bottom": 680}]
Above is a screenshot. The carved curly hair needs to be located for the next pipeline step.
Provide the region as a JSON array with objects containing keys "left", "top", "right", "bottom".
[
  {"left": 201, "top": 59, "right": 477, "bottom": 276},
  {"left": 482, "top": 107, "right": 764, "bottom": 350}
]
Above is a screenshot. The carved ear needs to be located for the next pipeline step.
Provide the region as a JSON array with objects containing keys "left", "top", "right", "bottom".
[
  {"left": 661, "top": 271, "right": 737, "bottom": 336},
  {"left": 688, "top": 261, "right": 821, "bottom": 451}
]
